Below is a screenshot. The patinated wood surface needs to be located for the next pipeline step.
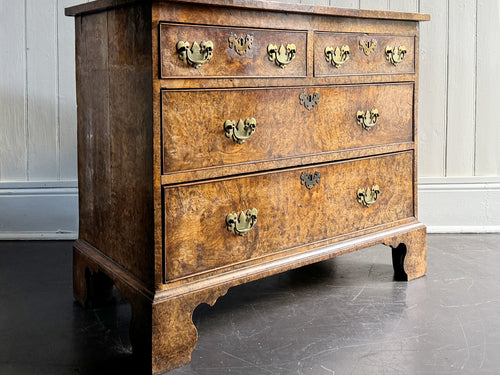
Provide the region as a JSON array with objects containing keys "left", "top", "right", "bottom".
[
  {"left": 69, "top": 0, "right": 428, "bottom": 373},
  {"left": 160, "top": 142, "right": 414, "bottom": 185},
  {"left": 314, "top": 32, "right": 415, "bottom": 76},
  {"left": 152, "top": 0, "right": 420, "bottom": 91},
  {"left": 164, "top": 151, "right": 414, "bottom": 280},
  {"left": 385, "top": 225, "right": 427, "bottom": 281},
  {"left": 74, "top": 221, "right": 426, "bottom": 373},
  {"left": 156, "top": 3, "right": 419, "bottom": 36},
  {"left": 75, "top": 4, "right": 155, "bottom": 287},
  {"left": 412, "top": 29, "right": 420, "bottom": 217},
  {"left": 162, "top": 83, "right": 413, "bottom": 173},
  {"left": 66, "top": 0, "right": 430, "bottom": 22},
  {"left": 160, "top": 24, "right": 307, "bottom": 78}
]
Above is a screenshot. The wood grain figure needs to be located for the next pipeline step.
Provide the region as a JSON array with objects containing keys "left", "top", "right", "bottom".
[{"left": 67, "top": 0, "right": 429, "bottom": 373}]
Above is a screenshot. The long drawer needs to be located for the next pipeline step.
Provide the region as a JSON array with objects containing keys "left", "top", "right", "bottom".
[
  {"left": 163, "top": 151, "right": 414, "bottom": 280},
  {"left": 162, "top": 83, "right": 413, "bottom": 174},
  {"left": 159, "top": 23, "right": 307, "bottom": 78}
]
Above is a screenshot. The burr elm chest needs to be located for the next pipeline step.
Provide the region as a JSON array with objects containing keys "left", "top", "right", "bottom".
[{"left": 66, "top": 0, "right": 429, "bottom": 373}]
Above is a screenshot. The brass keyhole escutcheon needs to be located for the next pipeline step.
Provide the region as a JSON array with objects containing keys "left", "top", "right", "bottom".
[
  {"left": 228, "top": 33, "right": 254, "bottom": 55},
  {"left": 359, "top": 39, "right": 377, "bottom": 56},
  {"left": 300, "top": 171, "right": 321, "bottom": 190},
  {"left": 299, "top": 92, "right": 320, "bottom": 110}
]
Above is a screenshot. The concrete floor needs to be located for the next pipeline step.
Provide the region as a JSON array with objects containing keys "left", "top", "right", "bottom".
[{"left": 1, "top": 234, "right": 500, "bottom": 374}]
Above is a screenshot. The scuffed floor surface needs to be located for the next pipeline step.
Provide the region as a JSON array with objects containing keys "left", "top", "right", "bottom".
[{"left": 1, "top": 234, "right": 499, "bottom": 374}]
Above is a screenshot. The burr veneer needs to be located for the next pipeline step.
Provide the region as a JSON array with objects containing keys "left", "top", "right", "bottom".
[{"left": 66, "top": 0, "right": 429, "bottom": 373}]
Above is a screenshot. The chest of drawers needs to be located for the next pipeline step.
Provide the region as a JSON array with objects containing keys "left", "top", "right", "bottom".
[{"left": 66, "top": 0, "right": 429, "bottom": 373}]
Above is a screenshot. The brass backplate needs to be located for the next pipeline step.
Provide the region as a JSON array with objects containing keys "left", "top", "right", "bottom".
[
  {"left": 176, "top": 40, "right": 214, "bottom": 68},
  {"left": 267, "top": 43, "right": 296, "bottom": 68},
  {"left": 226, "top": 208, "right": 258, "bottom": 236},
  {"left": 357, "top": 184, "right": 380, "bottom": 207}
]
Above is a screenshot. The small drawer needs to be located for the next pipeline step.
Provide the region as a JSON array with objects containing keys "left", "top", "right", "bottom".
[
  {"left": 159, "top": 23, "right": 307, "bottom": 78},
  {"left": 314, "top": 32, "right": 415, "bottom": 76},
  {"left": 163, "top": 151, "right": 414, "bottom": 280},
  {"left": 162, "top": 83, "right": 414, "bottom": 174}
]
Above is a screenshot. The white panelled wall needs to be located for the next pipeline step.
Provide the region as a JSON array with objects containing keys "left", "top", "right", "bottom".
[
  {"left": 0, "top": 0, "right": 499, "bottom": 239},
  {"left": 0, "top": 0, "right": 89, "bottom": 238}
]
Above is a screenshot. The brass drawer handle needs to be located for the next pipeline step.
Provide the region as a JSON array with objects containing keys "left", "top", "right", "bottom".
[
  {"left": 357, "top": 185, "right": 380, "bottom": 207},
  {"left": 176, "top": 40, "right": 213, "bottom": 68},
  {"left": 325, "top": 45, "right": 350, "bottom": 68},
  {"left": 359, "top": 39, "right": 377, "bottom": 56},
  {"left": 300, "top": 171, "right": 321, "bottom": 190},
  {"left": 299, "top": 92, "right": 320, "bottom": 110},
  {"left": 385, "top": 45, "right": 407, "bottom": 66},
  {"left": 267, "top": 43, "right": 296, "bottom": 68},
  {"left": 356, "top": 109, "right": 379, "bottom": 130},
  {"left": 228, "top": 33, "right": 253, "bottom": 55},
  {"left": 224, "top": 118, "right": 257, "bottom": 144},
  {"left": 226, "top": 209, "right": 258, "bottom": 236}
]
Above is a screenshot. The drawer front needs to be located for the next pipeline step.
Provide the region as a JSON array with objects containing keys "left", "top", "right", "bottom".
[
  {"left": 314, "top": 33, "right": 415, "bottom": 76},
  {"left": 162, "top": 83, "right": 413, "bottom": 174},
  {"left": 163, "top": 152, "right": 414, "bottom": 280},
  {"left": 159, "top": 24, "right": 307, "bottom": 78}
]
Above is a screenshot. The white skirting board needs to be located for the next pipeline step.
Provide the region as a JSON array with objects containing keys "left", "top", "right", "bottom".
[
  {"left": 0, "top": 181, "right": 78, "bottom": 240},
  {"left": 0, "top": 178, "right": 499, "bottom": 239},
  {"left": 418, "top": 177, "right": 500, "bottom": 233}
]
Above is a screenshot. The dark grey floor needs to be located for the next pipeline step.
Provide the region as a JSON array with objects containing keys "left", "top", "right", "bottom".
[{"left": 1, "top": 234, "right": 500, "bottom": 374}]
